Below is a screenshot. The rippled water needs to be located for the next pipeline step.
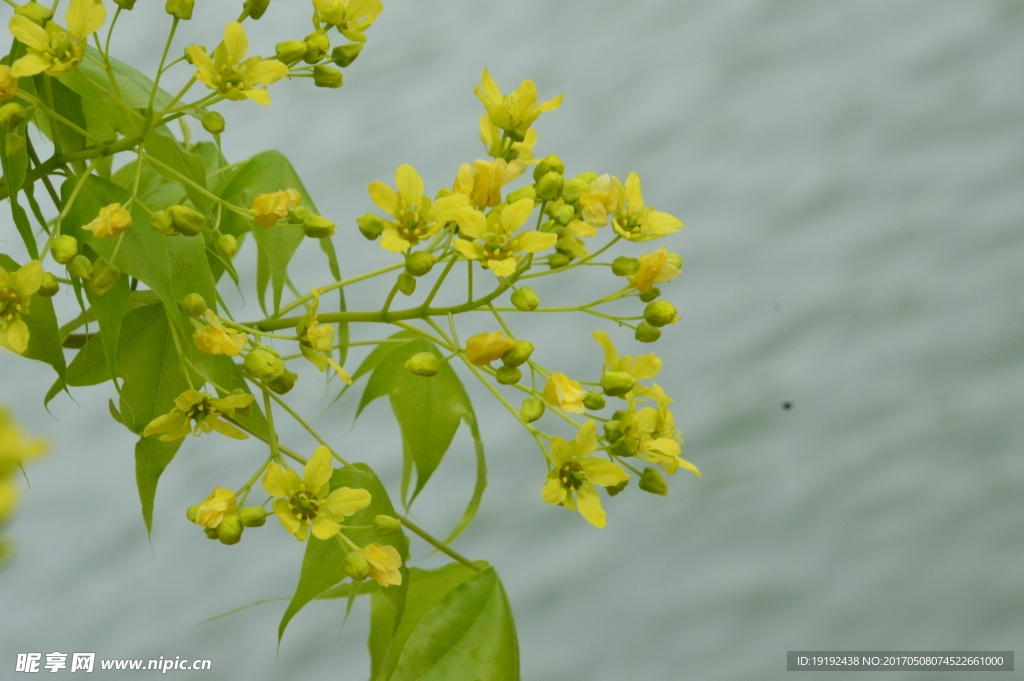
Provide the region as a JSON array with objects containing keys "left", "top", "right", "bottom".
[{"left": 3, "top": 1, "right": 1023, "bottom": 679}]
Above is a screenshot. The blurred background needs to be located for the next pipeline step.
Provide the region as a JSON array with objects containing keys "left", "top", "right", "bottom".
[{"left": 2, "top": 0, "right": 1023, "bottom": 679}]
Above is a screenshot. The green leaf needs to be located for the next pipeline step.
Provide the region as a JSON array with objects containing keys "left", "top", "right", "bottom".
[
  {"left": 0, "top": 254, "right": 67, "bottom": 394},
  {"left": 82, "top": 245, "right": 129, "bottom": 389},
  {"left": 32, "top": 75, "right": 87, "bottom": 156},
  {"left": 368, "top": 562, "right": 486, "bottom": 681},
  {"left": 135, "top": 434, "right": 184, "bottom": 536},
  {"left": 144, "top": 128, "right": 211, "bottom": 218},
  {"left": 217, "top": 151, "right": 315, "bottom": 312},
  {"left": 437, "top": 409, "right": 487, "bottom": 548},
  {"left": 2, "top": 114, "right": 34, "bottom": 258},
  {"left": 279, "top": 463, "right": 410, "bottom": 643},
  {"left": 387, "top": 568, "right": 519, "bottom": 681},
  {"left": 112, "top": 159, "right": 185, "bottom": 210}
]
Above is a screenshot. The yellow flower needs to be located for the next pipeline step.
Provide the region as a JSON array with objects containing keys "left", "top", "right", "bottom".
[
  {"left": 0, "top": 404, "right": 47, "bottom": 479},
  {"left": 142, "top": 389, "right": 254, "bottom": 441},
  {"left": 82, "top": 203, "right": 132, "bottom": 239},
  {"left": 368, "top": 164, "right": 469, "bottom": 253},
  {"left": 248, "top": 188, "right": 300, "bottom": 228},
  {"left": 0, "top": 260, "right": 42, "bottom": 355},
  {"left": 312, "top": 0, "right": 383, "bottom": 40},
  {"left": 453, "top": 158, "right": 524, "bottom": 209},
  {"left": 0, "top": 65, "right": 19, "bottom": 101},
  {"left": 475, "top": 68, "right": 563, "bottom": 137},
  {"left": 188, "top": 22, "right": 288, "bottom": 105},
  {"left": 541, "top": 420, "right": 629, "bottom": 528},
  {"left": 628, "top": 246, "right": 680, "bottom": 293},
  {"left": 453, "top": 199, "right": 557, "bottom": 277},
  {"left": 464, "top": 331, "right": 516, "bottom": 366},
  {"left": 362, "top": 542, "right": 403, "bottom": 587},
  {"left": 194, "top": 487, "right": 237, "bottom": 528},
  {"left": 543, "top": 372, "right": 586, "bottom": 414},
  {"left": 620, "top": 399, "right": 698, "bottom": 477},
  {"left": 262, "top": 445, "right": 371, "bottom": 541},
  {"left": 556, "top": 213, "right": 598, "bottom": 258},
  {"left": 8, "top": 0, "right": 106, "bottom": 78},
  {"left": 611, "top": 172, "right": 682, "bottom": 242},
  {"left": 296, "top": 288, "right": 352, "bottom": 383},
  {"left": 593, "top": 330, "right": 661, "bottom": 388},
  {"left": 578, "top": 174, "right": 619, "bottom": 228},
  {"left": 480, "top": 114, "right": 536, "bottom": 162},
  {"left": 193, "top": 309, "right": 248, "bottom": 356}
]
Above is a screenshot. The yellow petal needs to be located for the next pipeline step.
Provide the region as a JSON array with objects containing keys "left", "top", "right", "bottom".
[
  {"left": 394, "top": 164, "right": 424, "bottom": 205},
  {"left": 243, "top": 88, "right": 271, "bottom": 106},
  {"left": 581, "top": 458, "right": 629, "bottom": 487},
  {"left": 487, "top": 256, "right": 517, "bottom": 277},
  {"left": 549, "top": 436, "right": 573, "bottom": 466},
  {"left": 223, "top": 21, "right": 248, "bottom": 63},
  {"left": 629, "top": 353, "right": 662, "bottom": 380},
  {"left": 455, "top": 207, "right": 487, "bottom": 239},
  {"left": 368, "top": 181, "right": 397, "bottom": 215},
  {"left": 248, "top": 58, "right": 288, "bottom": 85},
  {"left": 541, "top": 477, "right": 566, "bottom": 505},
  {"left": 262, "top": 462, "right": 295, "bottom": 498},
  {"left": 453, "top": 239, "right": 480, "bottom": 260},
  {"left": 66, "top": 0, "right": 106, "bottom": 37},
  {"left": 1, "top": 319, "right": 29, "bottom": 354},
  {"left": 576, "top": 486, "right": 606, "bottom": 528},
  {"left": 321, "top": 487, "right": 371, "bottom": 519},
  {"left": 537, "top": 93, "right": 564, "bottom": 113},
  {"left": 303, "top": 445, "right": 333, "bottom": 494},
  {"left": 189, "top": 45, "right": 216, "bottom": 83},
  {"left": 380, "top": 228, "right": 410, "bottom": 253},
  {"left": 592, "top": 330, "right": 618, "bottom": 369},
  {"left": 575, "top": 420, "right": 597, "bottom": 456},
  {"left": 500, "top": 198, "right": 534, "bottom": 233},
  {"left": 9, "top": 53, "right": 48, "bottom": 78},
  {"left": 513, "top": 230, "right": 556, "bottom": 253},
  {"left": 143, "top": 412, "right": 186, "bottom": 438},
  {"left": 208, "top": 417, "right": 249, "bottom": 440},
  {"left": 273, "top": 499, "right": 301, "bottom": 534},
  {"left": 431, "top": 193, "right": 470, "bottom": 221},
  {"left": 311, "top": 514, "right": 341, "bottom": 540},
  {"left": 14, "top": 260, "right": 42, "bottom": 296},
  {"left": 478, "top": 68, "right": 501, "bottom": 103},
  {"left": 624, "top": 172, "right": 644, "bottom": 210},
  {"left": 9, "top": 15, "right": 49, "bottom": 52}
]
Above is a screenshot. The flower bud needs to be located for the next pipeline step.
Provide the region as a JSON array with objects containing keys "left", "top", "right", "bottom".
[
  {"left": 217, "top": 514, "right": 244, "bottom": 544},
  {"left": 638, "top": 467, "right": 668, "bottom": 496},
  {"left": 242, "top": 0, "right": 271, "bottom": 19},
  {"left": 201, "top": 111, "right": 225, "bottom": 134},
  {"left": 275, "top": 40, "right": 307, "bottom": 64},
  {"left": 374, "top": 515, "right": 402, "bottom": 536},
  {"left": 397, "top": 273, "right": 416, "bottom": 296},
  {"left": 535, "top": 172, "right": 564, "bottom": 202},
  {"left": 14, "top": 2, "right": 52, "bottom": 26},
  {"left": 605, "top": 479, "right": 629, "bottom": 497},
  {"left": 405, "top": 251, "right": 436, "bottom": 277},
  {"left": 638, "top": 287, "right": 660, "bottom": 303},
  {"left": 331, "top": 42, "right": 363, "bottom": 67},
  {"left": 51, "top": 235, "right": 78, "bottom": 265},
  {"left": 287, "top": 205, "right": 309, "bottom": 223},
  {"left": 644, "top": 300, "right": 679, "bottom": 327},
  {"left": 583, "top": 391, "right": 606, "bottom": 411},
  {"left": 560, "top": 178, "right": 590, "bottom": 204},
  {"left": 217, "top": 233, "right": 238, "bottom": 258},
  {"left": 634, "top": 321, "right": 662, "bottom": 343},
  {"left": 576, "top": 171, "right": 599, "bottom": 184},
  {"left": 611, "top": 256, "right": 639, "bottom": 277},
  {"left": 181, "top": 293, "right": 206, "bottom": 318},
  {"left": 0, "top": 103, "right": 26, "bottom": 131},
  {"left": 505, "top": 185, "right": 536, "bottom": 205},
  {"left": 495, "top": 365, "right": 522, "bottom": 385},
  {"left": 304, "top": 33, "right": 330, "bottom": 63},
  {"left": 520, "top": 397, "right": 545, "bottom": 423},
  {"left": 302, "top": 213, "right": 336, "bottom": 238},
  {"left": 539, "top": 219, "right": 557, "bottom": 233},
  {"left": 37, "top": 272, "right": 59, "bottom": 298},
  {"left": 666, "top": 252, "right": 683, "bottom": 269},
  {"left": 600, "top": 371, "right": 636, "bottom": 397},
  {"left": 603, "top": 419, "right": 623, "bottom": 442},
  {"left": 239, "top": 507, "right": 268, "bottom": 527},
  {"left": 405, "top": 351, "right": 440, "bottom": 377},
  {"left": 114, "top": 0, "right": 137, "bottom": 8},
  {"left": 551, "top": 204, "right": 575, "bottom": 226},
  {"left": 4, "top": 132, "right": 24, "bottom": 157},
  {"left": 548, "top": 252, "right": 570, "bottom": 269},
  {"left": 88, "top": 257, "right": 120, "bottom": 295},
  {"left": 532, "top": 154, "right": 564, "bottom": 181},
  {"left": 165, "top": 0, "right": 193, "bottom": 20},
  {"left": 244, "top": 346, "right": 286, "bottom": 379},
  {"left": 203, "top": 527, "right": 218, "bottom": 539},
  {"left": 500, "top": 340, "right": 533, "bottom": 367},
  {"left": 167, "top": 204, "right": 206, "bottom": 236},
  {"left": 186, "top": 505, "right": 199, "bottom": 523},
  {"left": 266, "top": 368, "right": 298, "bottom": 395},
  {"left": 511, "top": 286, "right": 539, "bottom": 311},
  {"left": 357, "top": 213, "right": 384, "bottom": 240},
  {"left": 227, "top": 388, "right": 253, "bottom": 418},
  {"left": 343, "top": 551, "right": 370, "bottom": 581},
  {"left": 609, "top": 439, "right": 633, "bottom": 458},
  {"left": 67, "top": 255, "right": 93, "bottom": 280},
  {"left": 313, "top": 64, "right": 343, "bottom": 89},
  {"left": 150, "top": 210, "right": 177, "bottom": 236}
]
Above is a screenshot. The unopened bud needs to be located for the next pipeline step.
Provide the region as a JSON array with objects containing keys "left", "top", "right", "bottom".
[
  {"left": 520, "top": 397, "right": 545, "bottom": 423},
  {"left": 611, "top": 256, "right": 639, "bottom": 277},
  {"left": 532, "top": 154, "right": 564, "bottom": 181},
  {"left": 244, "top": 346, "right": 286, "bottom": 379},
  {"left": 201, "top": 111, "right": 225, "bottom": 134},
  {"left": 150, "top": 210, "right": 177, "bottom": 236},
  {"left": 181, "top": 293, "right": 206, "bottom": 318},
  {"left": 203, "top": 527, "right": 218, "bottom": 539},
  {"left": 505, "top": 185, "right": 536, "bottom": 205},
  {"left": 666, "top": 252, "right": 683, "bottom": 269},
  {"left": 357, "top": 213, "right": 384, "bottom": 240},
  {"left": 302, "top": 213, "right": 336, "bottom": 238},
  {"left": 397, "top": 273, "right": 416, "bottom": 296},
  {"left": 343, "top": 551, "right": 369, "bottom": 580},
  {"left": 217, "top": 233, "right": 238, "bottom": 258},
  {"left": 548, "top": 252, "right": 570, "bottom": 269},
  {"left": 405, "top": 251, "right": 436, "bottom": 277},
  {"left": 288, "top": 205, "right": 309, "bottom": 223},
  {"left": 37, "top": 272, "right": 59, "bottom": 298},
  {"left": 638, "top": 287, "right": 660, "bottom": 303},
  {"left": 604, "top": 419, "right": 623, "bottom": 442},
  {"left": 560, "top": 178, "right": 590, "bottom": 204},
  {"left": 4, "top": 132, "right": 24, "bottom": 157},
  {"left": 0, "top": 103, "right": 26, "bottom": 131},
  {"left": 114, "top": 0, "right": 138, "bottom": 9},
  {"left": 551, "top": 204, "right": 575, "bottom": 226},
  {"left": 601, "top": 371, "right": 636, "bottom": 397},
  {"left": 167, "top": 204, "right": 206, "bottom": 236},
  {"left": 51, "top": 235, "right": 78, "bottom": 265},
  {"left": 266, "top": 368, "right": 298, "bottom": 395},
  {"left": 88, "top": 257, "right": 120, "bottom": 295},
  {"left": 405, "top": 351, "right": 440, "bottom": 377},
  {"left": 576, "top": 171, "right": 599, "bottom": 184},
  {"left": 638, "top": 467, "right": 668, "bottom": 496},
  {"left": 501, "top": 340, "right": 533, "bottom": 367},
  {"left": 217, "top": 514, "right": 244, "bottom": 544},
  {"left": 609, "top": 438, "right": 633, "bottom": 458},
  {"left": 511, "top": 286, "right": 539, "bottom": 311},
  {"left": 496, "top": 365, "right": 522, "bottom": 385},
  {"left": 67, "top": 255, "right": 93, "bottom": 280},
  {"left": 644, "top": 300, "right": 679, "bottom": 327},
  {"left": 313, "top": 64, "right": 343, "bottom": 89},
  {"left": 304, "top": 33, "right": 330, "bottom": 63},
  {"left": 165, "top": 0, "right": 193, "bottom": 20},
  {"left": 331, "top": 43, "right": 363, "bottom": 67},
  {"left": 374, "top": 515, "right": 402, "bottom": 536},
  {"left": 186, "top": 505, "right": 199, "bottom": 523},
  {"left": 242, "top": 0, "right": 271, "bottom": 20},
  {"left": 275, "top": 40, "right": 307, "bottom": 64},
  {"left": 227, "top": 388, "right": 253, "bottom": 418},
  {"left": 239, "top": 507, "right": 267, "bottom": 527},
  {"left": 14, "top": 2, "right": 52, "bottom": 26},
  {"left": 605, "top": 479, "right": 629, "bottom": 497},
  {"left": 535, "top": 172, "right": 564, "bottom": 202},
  {"left": 634, "top": 321, "right": 662, "bottom": 343},
  {"left": 583, "top": 391, "right": 606, "bottom": 411}
]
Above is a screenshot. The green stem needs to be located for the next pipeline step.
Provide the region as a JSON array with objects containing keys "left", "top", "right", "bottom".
[
  {"left": 149, "top": 17, "right": 179, "bottom": 113},
  {"left": 262, "top": 386, "right": 281, "bottom": 463},
  {"left": 421, "top": 255, "right": 457, "bottom": 308},
  {"left": 399, "top": 517, "right": 482, "bottom": 572},
  {"left": 263, "top": 388, "right": 353, "bottom": 467}
]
